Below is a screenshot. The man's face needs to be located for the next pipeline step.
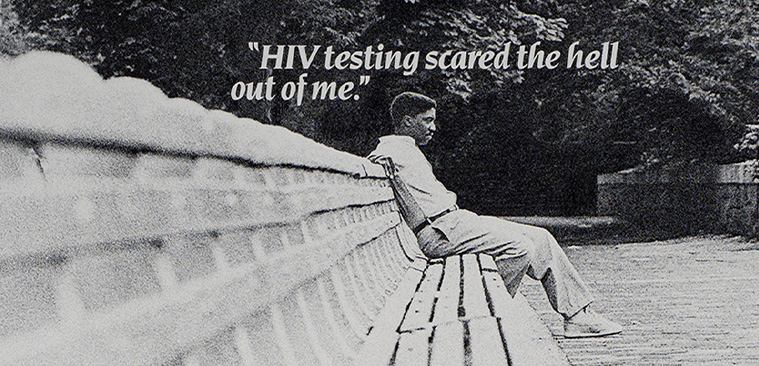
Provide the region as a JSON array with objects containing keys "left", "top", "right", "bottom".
[{"left": 404, "top": 108, "right": 437, "bottom": 145}]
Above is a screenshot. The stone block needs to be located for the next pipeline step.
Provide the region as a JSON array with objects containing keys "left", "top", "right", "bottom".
[
  {"left": 192, "top": 158, "right": 239, "bottom": 183},
  {"left": 39, "top": 143, "right": 137, "bottom": 179},
  {"left": 252, "top": 226, "right": 287, "bottom": 255},
  {"left": 69, "top": 246, "right": 162, "bottom": 311},
  {"left": 216, "top": 230, "right": 263, "bottom": 267},
  {"left": 0, "top": 262, "right": 60, "bottom": 337},
  {"left": 238, "top": 310, "right": 287, "bottom": 366},
  {"left": 132, "top": 154, "right": 195, "bottom": 180},
  {"left": 270, "top": 294, "right": 325, "bottom": 366},
  {"left": 0, "top": 141, "right": 43, "bottom": 181},
  {"left": 184, "top": 328, "right": 243, "bottom": 366},
  {"left": 163, "top": 233, "right": 217, "bottom": 284}
]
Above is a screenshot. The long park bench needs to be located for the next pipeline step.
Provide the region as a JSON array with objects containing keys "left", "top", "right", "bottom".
[{"left": 0, "top": 52, "right": 569, "bottom": 366}]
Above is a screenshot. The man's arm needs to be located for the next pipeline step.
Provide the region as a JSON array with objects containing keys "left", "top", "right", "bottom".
[{"left": 367, "top": 139, "right": 399, "bottom": 164}]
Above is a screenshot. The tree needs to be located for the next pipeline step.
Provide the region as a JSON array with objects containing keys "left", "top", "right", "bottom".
[
  {"left": 7, "top": 0, "right": 564, "bottom": 127},
  {"left": 528, "top": 0, "right": 757, "bottom": 167},
  {"left": 413, "top": 0, "right": 759, "bottom": 213},
  {"left": 9, "top": 0, "right": 756, "bottom": 214},
  {"left": 367, "top": 0, "right": 567, "bottom": 99},
  {"left": 1, "top": 0, "right": 30, "bottom": 56}
]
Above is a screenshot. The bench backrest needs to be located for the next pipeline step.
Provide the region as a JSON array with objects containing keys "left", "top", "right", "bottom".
[{"left": 0, "top": 52, "right": 423, "bottom": 366}]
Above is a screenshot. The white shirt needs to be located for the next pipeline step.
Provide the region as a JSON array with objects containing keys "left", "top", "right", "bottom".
[{"left": 368, "top": 135, "right": 458, "bottom": 217}]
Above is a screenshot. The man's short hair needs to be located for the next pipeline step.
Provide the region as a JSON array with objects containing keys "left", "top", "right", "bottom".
[{"left": 390, "top": 92, "right": 436, "bottom": 127}]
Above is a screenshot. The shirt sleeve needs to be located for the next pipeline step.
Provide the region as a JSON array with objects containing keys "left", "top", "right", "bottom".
[{"left": 367, "top": 140, "right": 394, "bottom": 163}]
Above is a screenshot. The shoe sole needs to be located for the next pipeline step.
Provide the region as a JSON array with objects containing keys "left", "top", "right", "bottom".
[{"left": 564, "top": 328, "right": 622, "bottom": 338}]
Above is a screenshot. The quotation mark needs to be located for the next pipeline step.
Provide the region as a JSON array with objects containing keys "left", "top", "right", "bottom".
[{"left": 353, "top": 75, "right": 371, "bottom": 100}]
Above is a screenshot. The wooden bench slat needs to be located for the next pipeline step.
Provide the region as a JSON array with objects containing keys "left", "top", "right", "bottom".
[
  {"left": 479, "top": 254, "right": 514, "bottom": 319},
  {"left": 0, "top": 178, "right": 392, "bottom": 250},
  {"left": 506, "top": 307, "right": 563, "bottom": 366},
  {"left": 357, "top": 264, "right": 424, "bottom": 366},
  {"left": 340, "top": 258, "right": 377, "bottom": 329},
  {"left": 259, "top": 214, "right": 401, "bottom": 302},
  {"left": 358, "top": 332, "right": 400, "bottom": 366},
  {"left": 372, "top": 239, "right": 401, "bottom": 298},
  {"left": 232, "top": 325, "right": 259, "bottom": 366},
  {"left": 308, "top": 283, "right": 362, "bottom": 365},
  {"left": 394, "top": 329, "right": 431, "bottom": 366},
  {"left": 399, "top": 262, "right": 444, "bottom": 332},
  {"left": 361, "top": 253, "right": 571, "bottom": 366},
  {"left": 273, "top": 294, "right": 331, "bottom": 366},
  {"left": 429, "top": 321, "right": 465, "bottom": 366},
  {"left": 508, "top": 294, "right": 571, "bottom": 366},
  {"left": 461, "top": 254, "right": 491, "bottom": 319},
  {"left": 481, "top": 263, "right": 533, "bottom": 366},
  {"left": 432, "top": 256, "right": 462, "bottom": 325},
  {"left": 467, "top": 317, "right": 509, "bottom": 366}
]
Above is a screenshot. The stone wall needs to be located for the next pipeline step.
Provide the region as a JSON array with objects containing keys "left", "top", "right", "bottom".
[
  {"left": 0, "top": 52, "right": 423, "bottom": 365},
  {"left": 597, "top": 161, "right": 758, "bottom": 235}
]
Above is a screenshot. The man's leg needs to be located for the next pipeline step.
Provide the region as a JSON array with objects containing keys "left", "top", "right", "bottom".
[
  {"left": 420, "top": 210, "right": 621, "bottom": 337},
  {"left": 518, "top": 226, "right": 623, "bottom": 337},
  {"left": 421, "top": 210, "right": 592, "bottom": 318},
  {"left": 510, "top": 219, "right": 595, "bottom": 319}
]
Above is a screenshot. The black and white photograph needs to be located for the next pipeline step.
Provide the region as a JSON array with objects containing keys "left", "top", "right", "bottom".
[{"left": 1, "top": 0, "right": 758, "bottom": 365}]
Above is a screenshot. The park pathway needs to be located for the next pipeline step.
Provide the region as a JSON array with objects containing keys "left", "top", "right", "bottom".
[{"left": 520, "top": 235, "right": 759, "bottom": 365}]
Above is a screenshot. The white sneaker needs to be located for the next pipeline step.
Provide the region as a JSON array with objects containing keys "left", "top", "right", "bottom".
[{"left": 564, "top": 308, "right": 623, "bottom": 338}]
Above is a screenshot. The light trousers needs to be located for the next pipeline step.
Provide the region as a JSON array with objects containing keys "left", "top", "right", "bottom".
[{"left": 416, "top": 209, "right": 593, "bottom": 318}]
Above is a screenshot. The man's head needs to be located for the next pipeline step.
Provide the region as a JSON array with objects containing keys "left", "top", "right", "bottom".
[{"left": 390, "top": 92, "right": 437, "bottom": 145}]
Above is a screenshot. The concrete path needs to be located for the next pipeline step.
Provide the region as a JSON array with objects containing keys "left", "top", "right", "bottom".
[{"left": 519, "top": 235, "right": 759, "bottom": 365}]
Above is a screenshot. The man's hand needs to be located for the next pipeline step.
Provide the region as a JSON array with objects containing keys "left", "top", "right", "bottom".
[{"left": 373, "top": 156, "right": 397, "bottom": 179}]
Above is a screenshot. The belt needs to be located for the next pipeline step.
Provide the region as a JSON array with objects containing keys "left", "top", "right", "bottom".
[{"left": 412, "top": 205, "right": 458, "bottom": 235}]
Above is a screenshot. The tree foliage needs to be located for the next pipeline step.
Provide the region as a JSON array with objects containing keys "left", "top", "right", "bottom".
[
  {"left": 4, "top": 0, "right": 758, "bottom": 213},
  {"left": 368, "top": 0, "right": 567, "bottom": 98},
  {"left": 6, "top": 0, "right": 564, "bottom": 116},
  {"left": 538, "top": 0, "right": 758, "bottom": 166},
  {"left": 0, "top": 0, "right": 30, "bottom": 56}
]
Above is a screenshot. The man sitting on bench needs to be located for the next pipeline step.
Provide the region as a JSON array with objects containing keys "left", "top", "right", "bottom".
[{"left": 369, "top": 92, "right": 622, "bottom": 338}]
